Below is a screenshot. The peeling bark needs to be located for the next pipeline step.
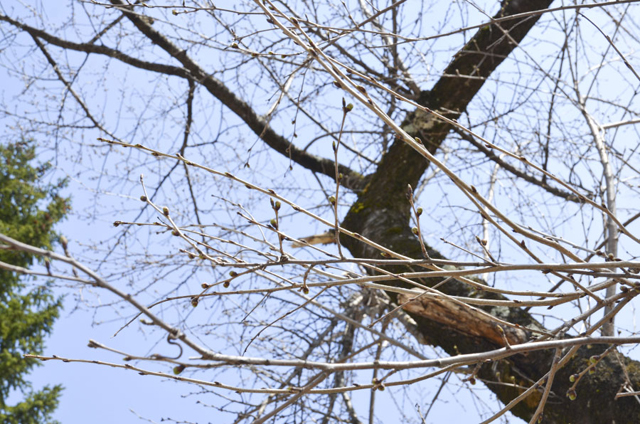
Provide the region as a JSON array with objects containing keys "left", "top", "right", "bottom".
[
  {"left": 341, "top": 0, "right": 640, "bottom": 422},
  {"left": 398, "top": 291, "right": 530, "bottom": 347}
]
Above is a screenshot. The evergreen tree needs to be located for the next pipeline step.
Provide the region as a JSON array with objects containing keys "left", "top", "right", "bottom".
[{"left": 0, "top": 141, "right": 70, "bottom": 424}]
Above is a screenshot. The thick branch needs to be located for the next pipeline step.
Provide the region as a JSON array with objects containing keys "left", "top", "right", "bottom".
[
  {"left": 0, "top": 14, "right": 190, "bottom": 78},
  {"left": 105, "top": 0, "right": 366, "bottom": 190},
  {"left": 341, "top": 1, "right": 640, "bottom": 422},
  {"left": 1, "top": 11, "right": 367, "bottom": 191},
  {"left": 344, "top": 0, "right": 562, "bottom": 218}
]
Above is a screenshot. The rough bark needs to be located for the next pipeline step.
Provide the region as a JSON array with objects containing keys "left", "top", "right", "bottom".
[
  {"left": 341, "top": 0, "right": 640, "bottom": 422},
  {"left": 5, "top": 0, "right": 639, "bottom": 421}
]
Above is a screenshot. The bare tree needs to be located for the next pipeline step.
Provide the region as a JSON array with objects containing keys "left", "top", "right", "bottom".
[{"left": 2, "top": 0, "right": 640, "bottom": 422}]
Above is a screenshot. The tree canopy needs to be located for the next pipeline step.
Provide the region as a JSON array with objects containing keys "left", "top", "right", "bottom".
[
  {"left": 0, "top": 141, "right": 69, "bottom": 424},
  {"left": 1, "top": 1, "right": 640, "bottom": 423}
]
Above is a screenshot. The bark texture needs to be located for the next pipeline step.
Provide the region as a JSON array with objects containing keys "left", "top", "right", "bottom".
[
  {"left": 5, "top": 0, "right": 639, "bottom": 422},
  {"left": 341, "top": 1, "right": 640, "bottom": 422}
]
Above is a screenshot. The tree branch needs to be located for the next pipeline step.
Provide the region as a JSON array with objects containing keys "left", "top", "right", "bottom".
[
  {"left": 340, "top": 1, "right": 640, "bottom": 421},
  {"left": 106, "top": 0, "right": 367, "bottom": 190},
  {"left": 452, "top": 127, "right": 582, "bottom": 202},
  {"left": 1, "top": 11, "right": 368, "bottom": 191}
]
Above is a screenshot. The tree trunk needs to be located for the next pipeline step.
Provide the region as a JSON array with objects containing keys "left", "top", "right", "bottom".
[{"left": 341, "top": 0, "right": 640, "bottom": 421}]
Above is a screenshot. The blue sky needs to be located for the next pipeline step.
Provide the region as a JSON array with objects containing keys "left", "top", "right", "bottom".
[
  {"left": 2, "top": 1, "right": 640, "bottom": 423},
  {"left": 0, "top": 1, "right": 506, "bottom": 419}
]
